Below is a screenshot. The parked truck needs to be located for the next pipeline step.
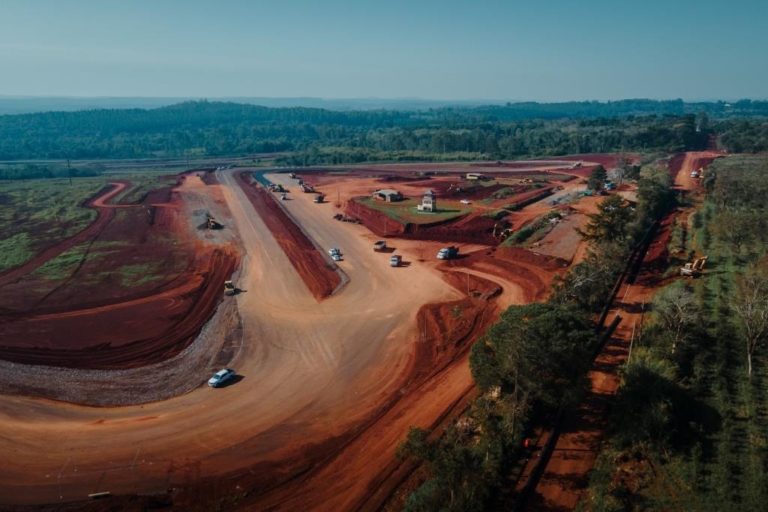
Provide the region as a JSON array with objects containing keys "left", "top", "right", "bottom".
[{"left": 437, "top": 246, "right": 459, "bottom": 260}]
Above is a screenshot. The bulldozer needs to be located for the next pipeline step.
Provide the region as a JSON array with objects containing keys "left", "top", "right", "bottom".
[
  {"left": 680, "top": 256, "right": 707, "bottom": 277},
  {"left": 224, "top": 280, "right": 242, "bottom": 296},
  {"left": 207, "top": 217, "right": 224, "bottom": 230}
]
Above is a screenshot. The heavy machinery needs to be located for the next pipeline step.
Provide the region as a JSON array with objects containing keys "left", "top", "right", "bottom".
[
  {"left": 314, "top": 194, "right": 325, "bottom": 203},
  {"left": 224, "top": 280, "right": 242, "bottom": 296},
  {"left": 390, "top": 254, "right": 402, "bottom": 267},
  {"left": 437, "top": 246, "right": 459, "bottom": 260},
  {"left": 493, "top": 223, "right": 513, "bottom": 240},
  {"left": 374, "top": 240, "right": 387, "bottom": 252},
  {"left": 207, "top": 216, "right": 223, "bottom": 230},
  {"left": 680, "top": 256, "right": 708, "bottom": 277}
]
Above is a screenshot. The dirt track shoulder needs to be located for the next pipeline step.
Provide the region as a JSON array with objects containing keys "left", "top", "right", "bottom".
[{"left": 0, "top": 295, "right": 242, "bottom": 406}]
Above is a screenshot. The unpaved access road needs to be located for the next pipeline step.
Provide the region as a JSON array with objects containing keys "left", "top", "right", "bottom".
[{"left": 0, "top": 169, "right": 462, "bottom": 507}]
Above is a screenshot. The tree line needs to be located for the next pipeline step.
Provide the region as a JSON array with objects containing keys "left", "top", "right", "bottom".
[
  {"left": 0, "top": 100, "right": 765, "bottom": 162},
  {"left": 584, "top": 154, "right": 768, "bottom": 510}
]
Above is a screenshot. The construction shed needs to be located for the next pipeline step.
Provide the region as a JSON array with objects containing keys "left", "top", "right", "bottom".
[{"left": 372, "top": 189, "right": 403, "bottom": 202}]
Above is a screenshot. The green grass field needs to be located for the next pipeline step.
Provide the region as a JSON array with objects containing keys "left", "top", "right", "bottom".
[
  {"left": 0, "top": 179, "right": 103, "bottom": 272},
  {"left": 358, "top": 196, "right": 471, "bottom": 224}
]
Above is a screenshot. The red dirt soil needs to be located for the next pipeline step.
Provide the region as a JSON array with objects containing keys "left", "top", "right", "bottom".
[
  {"left": 0, "top": 175, "right": 239, "bottom": 369},
  {"left": 0, "top": 248, "right": 236, "bottom": 369},
  {"left": 447, "top": 247, "right": 567, "bottom": 302},
  {"left": 236, "top": 171, "right": 341, "bottom": 300}
]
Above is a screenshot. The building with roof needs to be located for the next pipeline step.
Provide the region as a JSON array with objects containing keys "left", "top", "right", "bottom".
[{"left": 372, "top": 189, "right": 403, "bottom": 202}]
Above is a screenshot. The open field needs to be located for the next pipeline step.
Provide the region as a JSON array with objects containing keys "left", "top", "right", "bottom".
[{"left": 0, "top": 153, "right": 661, "bottom": 510}]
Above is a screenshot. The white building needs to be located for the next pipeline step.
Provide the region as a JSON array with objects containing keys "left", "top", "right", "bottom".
[{"left": 417, "top": 189, "right": 436, "bottom": 212}]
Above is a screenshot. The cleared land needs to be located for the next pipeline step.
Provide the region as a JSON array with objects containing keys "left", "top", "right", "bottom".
[{"left": 0, "top": 154, "right": 643, "bottom": 510}]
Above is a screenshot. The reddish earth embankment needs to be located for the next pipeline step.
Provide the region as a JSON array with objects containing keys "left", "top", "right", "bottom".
[
  {"left": 0, "top": 173, "right": 239, "bottom": 370},
  {"left": 236, "top": 172, "right": 341, "bottom": 300},
  {"left": 448, "top": 247, "right": 567, "bottom": 302},
  {"left": 0, "top": 248, "right": 237, "bottom": 369},
  {"left": 346, "top": 199, "right": 497, "bottom": 245}
]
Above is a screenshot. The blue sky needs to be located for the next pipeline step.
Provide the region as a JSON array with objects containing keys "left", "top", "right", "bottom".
[{"left": 0, "top": 0, "right": 765, "bottom": 100}]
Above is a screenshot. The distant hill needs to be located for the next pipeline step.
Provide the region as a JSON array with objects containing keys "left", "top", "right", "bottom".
[
  {"left": 0, "top": 96, "right": 507, "bottom": 115},
  {"left": 0, "top": 99, "right": 764, "bottom": 161}
]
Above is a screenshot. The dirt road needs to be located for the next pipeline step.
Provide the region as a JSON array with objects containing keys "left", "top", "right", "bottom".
[
  {"left": 0, "top": 169, "right": 460, "bottom": 506},
  {"left": 519, "top": 152, "right": 719, "bottom": 510}
]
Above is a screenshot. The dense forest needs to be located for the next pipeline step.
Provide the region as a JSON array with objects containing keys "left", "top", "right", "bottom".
[{"left": 0, "top": 100, "right": 765, "bottom": 163}]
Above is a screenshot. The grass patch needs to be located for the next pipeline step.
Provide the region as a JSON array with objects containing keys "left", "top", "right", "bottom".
[
  {"left": 115, "top": 262, "right": 166, "bottom": 287},
  {"left": 31, "top": 243, "right": 89, "bottom": 281},
  {"left": 358, "top": 197, "right": 470, "bottom": 224},
  {"left": 0, "top": 232, "right": 34, "bottom": 273}
]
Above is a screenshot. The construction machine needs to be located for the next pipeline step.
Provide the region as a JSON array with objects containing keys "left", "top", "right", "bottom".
[
  {"left": 680, "top": 256, "right": 708, "bottom": 277},
  {"left": 207, "top": 217, "right": 223, "bottom": 230},
  {"left": 314, "top": 193, "right": 325, "bottom": 203},
  {"left": 224, "top": 280, "right": 242, "bottom": 296}
]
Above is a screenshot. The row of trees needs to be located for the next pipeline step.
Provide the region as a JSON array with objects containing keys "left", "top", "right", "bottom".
[
  {"left": 397, "top": 163, "right": 677, "bottom": 510},
  {"left": 586, "top": 155, "right": 768, "bottom": 510},
  {"left": 1, "top": 101, "right": 756, "bottom": 162}
]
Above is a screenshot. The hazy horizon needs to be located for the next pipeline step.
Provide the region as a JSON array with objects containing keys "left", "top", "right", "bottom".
[{"left": 2, "top": 0, "right": 767, "bottom": 100}]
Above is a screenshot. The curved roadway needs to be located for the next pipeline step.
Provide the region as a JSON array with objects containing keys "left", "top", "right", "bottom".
[{"left": 0, "top": 170, "right": 459, "bottom": 506}]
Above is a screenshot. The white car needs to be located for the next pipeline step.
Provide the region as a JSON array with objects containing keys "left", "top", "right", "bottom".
[
  {"left": 328, "top": 247, "right": 341, "bottom": 256},
  {"left": 208, "top": 368, "right": 236, "bottom": 388},
  {"left": 331, "top": 253, "right": 342, "bottom": 262}
]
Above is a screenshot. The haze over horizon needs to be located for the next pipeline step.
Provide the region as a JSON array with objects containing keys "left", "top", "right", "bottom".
[{"left": 1, "top": 0, "right": 766, "bottom": 101}]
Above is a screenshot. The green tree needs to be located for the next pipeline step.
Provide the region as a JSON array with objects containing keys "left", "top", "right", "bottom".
[
  {"left": 578, "top": 195, "right": 634, "bottom": 244},
  {"left": 733, "top": 262, "right": 768, "bottom": 377},
  {"left": 587, "top": 165, "right": 608, "bottom": 190}
]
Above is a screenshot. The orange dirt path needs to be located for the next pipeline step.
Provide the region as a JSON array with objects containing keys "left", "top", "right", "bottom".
[{"left": 518, "top": 152, "right": 721, "bottom": 511}]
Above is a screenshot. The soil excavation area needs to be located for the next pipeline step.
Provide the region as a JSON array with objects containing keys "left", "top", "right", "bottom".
[
  {"left": 0, "top": 173, "right": 237, "bottom": 369},
  {"left": 0, "top": 156, "right": 611, "bottom": 510}
]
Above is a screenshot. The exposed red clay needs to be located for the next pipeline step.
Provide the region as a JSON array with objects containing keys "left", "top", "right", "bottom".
[
  {"left": 236, "top": 171, "right": 341, "bottom": 300},
  {"left": 0, "top": 174, "right": 239, "bottom": 369}
]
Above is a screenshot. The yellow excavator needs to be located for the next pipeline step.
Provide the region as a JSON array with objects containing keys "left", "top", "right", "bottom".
[{"left": 680, "top": 256, "right": 707, "bottom": 277}]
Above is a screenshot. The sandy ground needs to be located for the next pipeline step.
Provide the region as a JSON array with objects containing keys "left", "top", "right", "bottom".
[
  {"left": 0, "top": 168, "right": 461, "bottom": 506},
  {"left": 0, "top": 157, "right": 613, "bottom": 509}
]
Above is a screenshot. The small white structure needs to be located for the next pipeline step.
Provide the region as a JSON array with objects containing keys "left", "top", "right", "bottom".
[{"left": 417, "top": 189, "right": 437, "bottom": 212}]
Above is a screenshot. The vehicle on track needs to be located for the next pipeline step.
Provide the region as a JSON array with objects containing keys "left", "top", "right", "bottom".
[
  {"left": 331, "top": 253, "right": 343, "bottom": 262},
  {"left": 437, "top": 246, "right": 459, "bottom": 260},
  {"left": 373, "top": 240, "right": 387, "bottom": 251},
  {"left": 390, "top": 254, "right": 402, "bottom": 267},
  {"left": 208, "top": 368, "right": 236, "bottom": 388},
  {"left": 328, "top": 247, "right": 341, "bottom": 256}
]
